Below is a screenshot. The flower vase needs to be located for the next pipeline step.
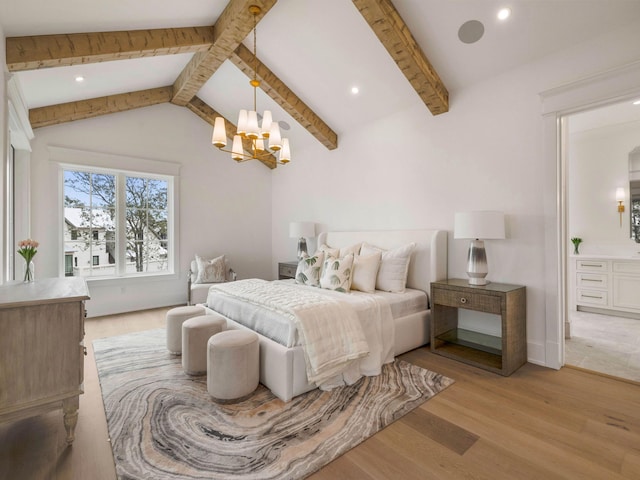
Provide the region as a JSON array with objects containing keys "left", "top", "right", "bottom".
[
  {"left": 23, "top": 260, "right": 35, "bottom": 283},
  {"left": 573, "top": 245, "right": 580, "bottom": 255}
]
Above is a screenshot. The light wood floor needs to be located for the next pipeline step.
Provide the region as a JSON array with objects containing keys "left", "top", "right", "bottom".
[{"left": 1, "top": 307, "right": 639, "bottom": 479}]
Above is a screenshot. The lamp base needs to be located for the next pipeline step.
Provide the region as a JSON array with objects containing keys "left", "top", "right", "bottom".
[
  {"left": 297, "top": 237, "right": 308, "bottom": 260},
  {"left": 466, "top": 239, "right": 489, "bottom": 286}
]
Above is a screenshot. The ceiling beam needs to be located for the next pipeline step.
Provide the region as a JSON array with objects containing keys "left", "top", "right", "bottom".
[
  {"left": 186, "top": 97, "right": 276, "bottom": 169},
  {"left": 6, "top": 27, "right": 214, "bottom": 72},
  {"left": 352, "top": 0, "right": 449, "bottom": 115},
  {"left": 229, "top": 44, "right": 338, "bottom": 151},
  {"left": 29, "top": 87, "right": 173, "bottom": 129},
  {"left": 171, "top": 0, "right": 277, "bottom": 106}
]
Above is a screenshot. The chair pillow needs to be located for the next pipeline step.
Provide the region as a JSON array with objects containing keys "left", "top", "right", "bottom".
[
  {"left": 194, "top": 255, "right": 227, "bottom": 284},
  {"left": 320, "top": 254, "right": 355, "bottom": 293},
  {"left": 295, "top": 252, "right": 325, "bottom": 287},
  {"left": 351, "top": 251, "right": 382, "bottom": 293},
  {"left": 360, "top": 242, "right": 415, "bottom": 293}
]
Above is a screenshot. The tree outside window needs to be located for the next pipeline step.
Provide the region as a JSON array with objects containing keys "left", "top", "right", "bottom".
[{"left": 64, "top": 169, "right": 170, "bottom": 277}]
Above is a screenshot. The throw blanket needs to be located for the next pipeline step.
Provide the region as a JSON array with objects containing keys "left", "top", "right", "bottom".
[{"left": 208, "top": 279, "right": 370, "bottom": 386}]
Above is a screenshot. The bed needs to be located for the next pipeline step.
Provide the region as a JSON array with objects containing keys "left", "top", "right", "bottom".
[{"left": 202, "top": 229, "right": 447, "bottom": 402}]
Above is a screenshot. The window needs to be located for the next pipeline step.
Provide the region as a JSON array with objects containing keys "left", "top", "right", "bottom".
[{"left": 63, "top": 167, "right": 172, "bottom": 279}]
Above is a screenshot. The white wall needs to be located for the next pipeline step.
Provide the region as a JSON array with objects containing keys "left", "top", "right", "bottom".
[
  {"left": 29, "top": 103, "right": 273, "bottom": 317},
  {"left": 569, "top": 121, "right": 640, "bottom": 253},
  {"left": 271, "top": 20, "right": 640, "bottom": 367}
]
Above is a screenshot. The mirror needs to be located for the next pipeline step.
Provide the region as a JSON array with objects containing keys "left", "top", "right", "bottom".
[{"left": 630, "top": 147, "right": 640, "bottom": 242}]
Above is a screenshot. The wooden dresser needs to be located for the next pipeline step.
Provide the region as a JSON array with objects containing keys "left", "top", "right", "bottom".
[{"left": 0, "top": 277, "right": 89, "bottom": 444}]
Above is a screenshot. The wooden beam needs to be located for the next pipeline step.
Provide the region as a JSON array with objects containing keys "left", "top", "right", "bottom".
[
  {"left": 229, "top": 44, "right": 338, "bottom": 150},
  {"left": 7, "top": 27, "right": 214, "bottom": 72},
  {"left": 29, "top": 87, "right": 173, "bottom": 129},
  {"left": 171, "top": 0, "right": 277, "bottom": 106},
  {"left": 186, "top": 97, "right": 277, "bottom": 169},
  {"left": 352, "top": 0, "right": 449, "bottom": 115}
]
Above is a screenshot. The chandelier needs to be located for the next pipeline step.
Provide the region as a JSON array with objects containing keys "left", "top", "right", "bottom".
[{"left": 211, "top": 5, "right": 291, "bottom": 165}]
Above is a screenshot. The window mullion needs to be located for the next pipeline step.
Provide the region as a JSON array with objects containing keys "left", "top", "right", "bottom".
[{"left": 116, "top": 173, "right": 126, "bottom": 276}]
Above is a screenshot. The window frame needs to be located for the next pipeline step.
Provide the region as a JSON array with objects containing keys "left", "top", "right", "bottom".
[{"left": 51, "top": 146, "right": 180, "bottom": 284}]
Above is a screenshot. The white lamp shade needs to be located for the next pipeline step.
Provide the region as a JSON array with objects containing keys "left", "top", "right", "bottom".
[
  {"left": 246, "top": 110, "right": 260, "bottom": 139},
  {"left": 231, "top": 135, "right": 243, "bottom": 161},
  {"left": 269, "top": 122, "right": 282, "bottom": 151},
  {"left": 237, "top": 109, "right": 248, "bottom": 135},
  {"left": 212, "top": 117, "right": 227, "bottom": 148},
  {"left": 280, "top": 138, "right": 291, "bottom": 163},
  {"left": 454, "top": 211, "right": 505, "bottom": 239},
  {"left": 289, "top": 221, "right": 315, "bottom": 239},
  {"left": 261, "top": 110, "right": 272, "bottom": 138},
  {"left": 616, "top": 187, "right": 625, "bottom": 201}
]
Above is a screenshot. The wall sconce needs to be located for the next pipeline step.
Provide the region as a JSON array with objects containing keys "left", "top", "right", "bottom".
[{"left": 616, "top": 187, "right": 625, "bottom": 227}]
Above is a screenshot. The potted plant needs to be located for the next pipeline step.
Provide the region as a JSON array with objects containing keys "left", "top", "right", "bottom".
[{"left": 570, "top": 237, "right": 582, "bottom": 255}]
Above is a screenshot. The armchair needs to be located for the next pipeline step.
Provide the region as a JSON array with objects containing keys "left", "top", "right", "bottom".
[{"left": 188, "top": 255, "right": 237, "bottom": 305}]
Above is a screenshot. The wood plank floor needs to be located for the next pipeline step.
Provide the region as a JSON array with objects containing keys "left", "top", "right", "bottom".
[{"left": 1, "top": 306, "right": 639, "bottom": 479}]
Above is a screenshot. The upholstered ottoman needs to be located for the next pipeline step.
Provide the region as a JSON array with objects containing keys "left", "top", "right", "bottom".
[
  {"left": 207, "top": 330, "right": 259, "bottom": 401},
  {"left": 166, "top": 305, "right": 206, "bottom": 354},
  {"left": 182, "top": 314, "right": 226, "bottom": 375}
]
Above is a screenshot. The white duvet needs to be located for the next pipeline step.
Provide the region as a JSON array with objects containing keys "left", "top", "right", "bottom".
[{"left": 206, "top": 279, "right": 394, "bottom": 389}]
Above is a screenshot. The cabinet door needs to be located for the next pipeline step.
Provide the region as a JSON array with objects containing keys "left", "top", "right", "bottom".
[{"left": 612, "top": 275, "right": 640, "bottom": 311}]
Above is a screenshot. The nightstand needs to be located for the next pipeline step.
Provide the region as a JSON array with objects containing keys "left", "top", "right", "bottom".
[
  {"left": 278, "top": 261, "right": 298, "bottom": 280},
  {"left": 430, "top": 279, "right": 527, "bottom": 376}
]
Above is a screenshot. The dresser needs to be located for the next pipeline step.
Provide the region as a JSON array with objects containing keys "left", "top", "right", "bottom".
[
  {"left": 430, "top": 279, "right": 527, "bottom": 376},
  {"left": 0, "top": 277, "right": 89, "bottom": 445}
]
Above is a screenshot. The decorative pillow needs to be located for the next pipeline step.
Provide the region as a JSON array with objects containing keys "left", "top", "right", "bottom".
[
  {"left": 194, "top": 254, "right": 227, "bottom": 284},
  {"left": 295, "top": 252, "right": 325, "bottom": 287},
  {"left": 351, "top": 251, "right": 382, "bottom": 293},
  {"left": 361, "top": 242, "right": 415, "bottom": 293},
  {"left": 339, "top": 242, "right": 362, "bottom": 258},
  {"left": 320, "top": 254, "right": 355, "bottom": 293},
  {"left": 318, "top": 243, "right": 339, "bottom": 258}
]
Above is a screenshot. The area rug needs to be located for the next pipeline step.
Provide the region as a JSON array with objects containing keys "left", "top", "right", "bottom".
[{"left": 93, "top": 328, "right": 454, "bottom": 480}]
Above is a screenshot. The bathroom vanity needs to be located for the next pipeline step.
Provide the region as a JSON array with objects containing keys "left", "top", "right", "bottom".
[{"left": 572, "top": 255, "right": 640, "bottom": 317}]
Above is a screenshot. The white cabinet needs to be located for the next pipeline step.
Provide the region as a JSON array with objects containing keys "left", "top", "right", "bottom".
[
  {"left": 574, "top": 257, "right": 640, "bottom": 317},
  {"left": 0, "top": 277, "right": 89, "bottom": 444}
]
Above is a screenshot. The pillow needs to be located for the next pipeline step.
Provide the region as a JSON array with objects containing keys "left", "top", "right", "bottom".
[
  {"left": 361, "top": 242, "right": 415, "bottom": 293},
  {"left": 194, "top": 254, "right": 227, "bottom": 284},
  {"left": 351, "top": 251, "right": 382, "bottom": 293},
  {"left": 339, "top": 242, "right": 362, "bottom": 258},
  {"left": 320, "top": 254, "right": 355, "bottom": 293},
  {"left": 295, "top": 252, "right": 325, "bottom": 287},
  {"left": 317, "top": 243, "right": 339, "bottom": 258}
]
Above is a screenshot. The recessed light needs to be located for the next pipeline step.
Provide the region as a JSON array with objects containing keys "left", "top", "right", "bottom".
[
  {"left": 75, "top": 76, "right": 85, "bottom": 83},
  {"left": 633, "top": 100, "right": 640, "bottom": 105},
  {"left": 497, "top": 8, "right": 511, "bottom": 20},
  {"left": 351, "top": 86, "right": 359, "bottom": 95}
]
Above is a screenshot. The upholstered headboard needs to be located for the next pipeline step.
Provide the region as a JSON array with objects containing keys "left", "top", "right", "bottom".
[{"left": 316, "top": 229, "right": 447, "bottom": 293}]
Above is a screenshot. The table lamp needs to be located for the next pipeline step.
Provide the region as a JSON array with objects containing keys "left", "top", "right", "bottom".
[
  {"left": 289, "top": 222, "right": 315, "bottom": 259},
  {"left": 454, "top": 211, "right": 505, "bottom": 285}
]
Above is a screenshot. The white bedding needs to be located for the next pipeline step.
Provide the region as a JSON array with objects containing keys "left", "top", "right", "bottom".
[{"left": 206, "top": 279, "right": 395, "bottom": 388}]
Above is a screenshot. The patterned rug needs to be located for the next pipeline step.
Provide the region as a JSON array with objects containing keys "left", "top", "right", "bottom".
[{"left": 93, "top": 328, "right": 454, "bottom": 480}]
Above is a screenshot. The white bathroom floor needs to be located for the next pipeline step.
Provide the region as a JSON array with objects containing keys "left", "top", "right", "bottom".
[{"left": 565, "top": 310, "right": 640, "bottom": 383}]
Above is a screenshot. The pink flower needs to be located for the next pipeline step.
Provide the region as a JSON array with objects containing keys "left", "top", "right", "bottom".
[{"left": 17, "top": 239, "right": 39, "bottom": 263}]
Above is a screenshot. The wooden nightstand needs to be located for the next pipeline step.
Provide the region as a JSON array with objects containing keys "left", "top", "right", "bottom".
[
  {"left": 430, "top": 279, "right": 527, "bottom": 376},
  {"left": 278, "top": 261, "right": 298, "bottom": 280}
]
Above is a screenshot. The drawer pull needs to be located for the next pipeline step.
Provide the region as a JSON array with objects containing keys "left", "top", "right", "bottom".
[
  {"left": 582, "top": 264, "right": 603, "bottom": 268},
  {"left": 582, "top": 294, "right": 602, "bottom": 299},
  {"left": 582, "top": 279, "right": 602, "bottom": 282},
  {"left": 460, "top": 297, "right": 467, "bottom": 304}
]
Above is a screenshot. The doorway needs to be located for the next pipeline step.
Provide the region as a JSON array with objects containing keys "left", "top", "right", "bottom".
[{"left": 563, "top": 100, "right": 640, "bottom": 383}]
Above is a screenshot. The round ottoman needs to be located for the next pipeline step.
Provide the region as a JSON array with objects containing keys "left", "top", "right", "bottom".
[
  {"left": 166, "top": 305, "right": 206, "bottom": 354},
  {"left": 182, "top": 314, "right": 226, "bottom": 375},
  {"left": 207, "top": 330, "right": 259, "bottom": 401}
]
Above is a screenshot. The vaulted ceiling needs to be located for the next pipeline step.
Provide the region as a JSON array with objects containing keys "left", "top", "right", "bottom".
[{"left": 3, "top": 0, "right": 640, "bottom": 168}]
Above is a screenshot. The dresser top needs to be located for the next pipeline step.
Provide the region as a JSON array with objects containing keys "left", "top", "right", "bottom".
[
  {"left": 432, "top": 278, "right": 524, "bottom": 293},
  {"left": 0, "top": 277, "right": 90, "bottom": 309}
]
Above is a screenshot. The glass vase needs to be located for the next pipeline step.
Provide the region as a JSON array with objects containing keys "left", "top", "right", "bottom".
[
  {"left": 573, "top": 244, "right": 580, "bottom": 255},
  {"left": 23, "top": 260, "right": 35, "bottom": 283}
]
